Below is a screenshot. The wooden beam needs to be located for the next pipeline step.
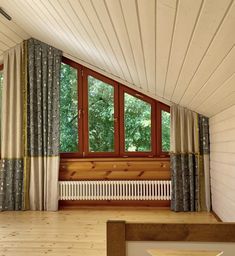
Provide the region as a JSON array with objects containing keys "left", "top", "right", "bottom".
[
  {"left": 107, "top": 221, "right": 126, "bottom": 256},
  {"left": 125, "top": 223, "right": 235, "bottom": 242},
  {"left": 59, "top": 200, "right": 170, "bottom": 209},
  {"left": 59, "top": 158, "right": 170, "bottom": 181}
]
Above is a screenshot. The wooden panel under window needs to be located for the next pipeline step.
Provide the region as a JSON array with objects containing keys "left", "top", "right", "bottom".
[{"left": 59, "top": 158, "right": 170, "bottom": 181}]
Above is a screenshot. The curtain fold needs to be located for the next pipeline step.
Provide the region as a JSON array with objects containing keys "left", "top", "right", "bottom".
[
  {"left": 0, "top": 43, "right": 25, "bottom": 210},
  {"left": 27, "top": 38, "right": 62, "bottom": 211},
  {"left": 0, "top": 38, "right": 62, "bottom": 211},
  {"left": 170, "top": 104, "right": 211, "bottom": 212}
]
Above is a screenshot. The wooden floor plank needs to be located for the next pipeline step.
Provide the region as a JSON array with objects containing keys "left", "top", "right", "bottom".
[{"left": 0, "top": 208, "right": 217, "bottom": 256}]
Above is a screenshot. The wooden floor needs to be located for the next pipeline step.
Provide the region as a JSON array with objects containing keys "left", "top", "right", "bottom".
[{"left": 0, "top": 208, "right": 217, "bottom": 256}]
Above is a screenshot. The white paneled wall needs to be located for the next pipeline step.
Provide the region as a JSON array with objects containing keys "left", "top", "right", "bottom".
[{"left": 210, "top": 105, "right": 235, "bottom": 222}]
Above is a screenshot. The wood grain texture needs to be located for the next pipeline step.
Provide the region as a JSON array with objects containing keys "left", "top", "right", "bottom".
[
  {"left": 0, "top": 0, "right": 234, "bottom": 116},
  {"left": 125, "top": 223, "right": 235, "bottom": 242},
  {"left": 59, "top": 158, "right": 170, "bottom": 181},
  {"left": 107, "top": 221, "right": 126, "bottom": 256},
  {"left": 147, "top": 249, "right": 223, "bottom": 256},
  {"left": 59, "top": 200, "right": 170, "bottom": 208},
  {"left": 0, "top": 209, "right": 217, "bottom": 256},
  {"left": 210, "top": 105, "right": 235, "bottom": 222}
]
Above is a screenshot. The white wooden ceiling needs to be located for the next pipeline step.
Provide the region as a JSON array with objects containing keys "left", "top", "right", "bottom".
[{"left": 0, "top": 0, "right": 234, "bottom": 117}]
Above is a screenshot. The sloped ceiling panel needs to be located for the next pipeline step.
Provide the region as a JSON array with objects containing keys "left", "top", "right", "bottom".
[{"left": 0, "top": 0, "right": 234, "bottom": 117}]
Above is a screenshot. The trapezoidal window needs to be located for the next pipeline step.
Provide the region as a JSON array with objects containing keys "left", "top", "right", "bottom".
[{"left": 59, "top": 57, "right": 170, "bottom": 158}]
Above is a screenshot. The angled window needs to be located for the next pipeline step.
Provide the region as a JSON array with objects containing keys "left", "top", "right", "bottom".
[
  {"left": 119, "top": 87, "right": 156, "bottom": 157},
  {"left": 59, "top": 57, "right": 170, "bottom": 158}
]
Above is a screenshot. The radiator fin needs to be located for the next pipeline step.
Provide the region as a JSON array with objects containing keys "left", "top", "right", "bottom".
[{"left": 59, "top": 180, "right": 171, "bottom": 200}]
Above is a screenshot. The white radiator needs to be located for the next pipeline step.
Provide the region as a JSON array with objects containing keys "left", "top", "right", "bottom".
[{"left": 59, "top": 180, "right": 171, "bottom": 200}]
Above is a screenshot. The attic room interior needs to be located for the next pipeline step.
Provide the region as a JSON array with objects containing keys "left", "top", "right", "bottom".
[{"left": 0, "top": 0, "right": 235, "bottom": 255}]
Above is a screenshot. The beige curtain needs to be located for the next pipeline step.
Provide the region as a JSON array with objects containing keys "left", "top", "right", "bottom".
[
  {"left": 170, "top": 104, "right": 211, "bottom": 212},
  {"left": 0, "top": 43, "right": 27, "bottom": 210},
  {"left": 0, "top": 38, "right": 61, "bottom": 211}
]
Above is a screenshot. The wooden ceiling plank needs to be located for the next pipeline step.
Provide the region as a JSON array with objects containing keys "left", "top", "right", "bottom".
[
  {"left": 171, "top": 0, "right": 234, "bottom": 104},
  {"left": 0, "top": 40, "right": 9, "bottom": 51},
  {"left": 193, "top": 46, "right": 235, "bottom": 111},
  {"left": 0, "top": 16, "right": 29, "bottom": 39},
  {"left": 179, "top": 0, "right": 234, "bottom": 107},
  {"left": 197, "top": 73, "right": 235, "bottom": 116},
  {"left": 120, "top": 0, "right": 147, "bottom": 90},
  {"left": 79, "top": 1, "right": 119, "bottom": 75},
  {"left": 100, "top": 0, "right": 140, "bottom": 85},
  {"left": 210, "top": 105, "right": 235, "bottom": 125},
  {"left": 7, "top": 0, "right": 86, "bottom": 62},
  {"left": 58, "top": 0, "right": 113, "bottom": 74},
  {"left": 135, "top": 0, "right": 156, "bottom": 93},
  {"left": 163, "top": 0, "right": 204, "bottom": 100},
  {"left": 80, "top": 0, "right": 125, "bottom": 79},
  {"left": 90, "top": 0, "right": 133, "bottom": 83},
  {"left": 156, "top": 0, "right": 177, "bottom": 97},
  {"left": 43, "top": 0, "right": 105, "bottom": 70},
  {"left": 27, "top": 0, "right": 95, "bottom": 66},
  {"left": 0, "top": 20, "right": 24, "bottom": 43}
]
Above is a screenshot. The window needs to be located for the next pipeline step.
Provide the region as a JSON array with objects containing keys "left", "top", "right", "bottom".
[
  {"left": 60, "top": 62, "right": 78, "bottom": 153},
  {"left": 60, "top": 57, "right": 170, "bottom": 158},
  {"left": 87, "top": 75, "right": 115, "bottom": 152},
  {"left": 161, "top": 110, "right": 170, "bottom": 152}
]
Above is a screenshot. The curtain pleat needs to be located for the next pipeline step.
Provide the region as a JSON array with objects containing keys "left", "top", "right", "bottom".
[
  {"left": 27, "top": 38, "right": 62, "bottom": 211},
  {"left": 170, "top": 104, "right": 211, "bottom": 212},
  {"left": 0, "top": 43, "right": 24, "bottom": 211},
  {"left": 0, "top": 38, "right": 61, "bottom": 211}
]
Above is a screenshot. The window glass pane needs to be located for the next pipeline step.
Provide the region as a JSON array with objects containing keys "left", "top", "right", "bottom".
[
  {"left": 88, "top": 76, "right": 115, "bottom": 152},
  {"left": 162, "top": 110, "right": 170, "bottom": 152},
  {"left": 60, "top": 63, "right": 78, "bottom": 152},
  {"left": 124, "top": 93, "right": 151, "bottom": 152}
]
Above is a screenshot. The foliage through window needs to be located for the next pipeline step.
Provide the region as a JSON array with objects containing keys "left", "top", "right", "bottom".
[
  {"left": 88, "top": 76, "right": 115, "bottom": 152},
  {"left": 59, "top": 57, "right": 170, "bottom": 158},
  {"left": 162, "top": 110, "right": 170, "bottom": 152},
  {"left": 60, "top": 63, "right": 78, "bottom": 152},
  {"left": 124, "top": 93, "right": 151, "bottom": 152}
]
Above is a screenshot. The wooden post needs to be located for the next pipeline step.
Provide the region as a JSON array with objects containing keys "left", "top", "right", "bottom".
[{"left": 107, "top": 221, "right": 126, "bottom": 256}]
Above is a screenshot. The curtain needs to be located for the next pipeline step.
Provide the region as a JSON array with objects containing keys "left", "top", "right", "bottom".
[
  {"left": 0, "top": 38, "right": 62, "bottom": 211},
  {"left": 27, "top": 38, "right": 62, "bottom": 211},
  {"left": 170, "top": 104, "right": 211, "bottom": 212},
  {"left": 0, "top": 43, "right": 25, "bottom": 210}
]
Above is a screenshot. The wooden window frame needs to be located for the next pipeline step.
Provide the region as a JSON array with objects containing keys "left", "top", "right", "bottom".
[
  {"left": 60, "top": 57, "right": 170, "bottom": 159},
  {"left": 119, "top": 86, "right": 156, "bottom": 157},
  {"left": 60, "top": 57, "right": 83, "bottom": 158},
  {"left": 83, "top": 68, "right": 120, "bottom": 157},
  {"left": 157, "top": 102, "right": 170, "bottom": 157}
]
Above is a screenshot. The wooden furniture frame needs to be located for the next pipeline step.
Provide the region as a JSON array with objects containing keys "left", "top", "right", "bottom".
[{"left": 107, "top": 221, "right": 235, "bottom": 256}]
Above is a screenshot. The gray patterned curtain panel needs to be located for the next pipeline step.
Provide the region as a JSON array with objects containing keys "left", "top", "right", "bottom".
[
  {"left": 0, "top": 39, "right": 62, "bottom": 211},
  {"left": 170, "top": 105, "right": 211, "bottom": 212},
  {"left": 27, "top": 38, "right": 62, "bottom": 211}
]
